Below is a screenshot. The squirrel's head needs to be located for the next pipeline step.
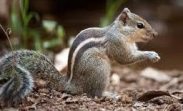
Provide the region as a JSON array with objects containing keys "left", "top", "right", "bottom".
[{"left": 114, "top": 8, "right": 158, "bottom": 43}]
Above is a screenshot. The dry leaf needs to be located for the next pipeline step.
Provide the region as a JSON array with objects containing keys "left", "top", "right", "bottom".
[
  {"left": 137, "top": 90, "right": 171, "bottom": 102},
  {"left": 140, "top": 67, "right": 171, "bottom": 82}
]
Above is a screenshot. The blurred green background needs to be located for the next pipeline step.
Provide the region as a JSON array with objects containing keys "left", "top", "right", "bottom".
[{"left": 0, "top": 0, "right": 183, "bottom": 70}]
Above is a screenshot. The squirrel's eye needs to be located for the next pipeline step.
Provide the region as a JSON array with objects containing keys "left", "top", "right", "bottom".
[{"left": 137, "top": 23, "right": 144, "bottom": 29}]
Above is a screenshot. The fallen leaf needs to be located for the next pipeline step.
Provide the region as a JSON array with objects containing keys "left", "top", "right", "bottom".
[
  {"left": 137, "top": 90, "right": 171, "bottom": 102},
  {"left": 140, "top": 67, "right": 171, "bottom": 82}
]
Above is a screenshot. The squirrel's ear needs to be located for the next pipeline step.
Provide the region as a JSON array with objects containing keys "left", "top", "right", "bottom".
[
  {"left": 118, "top": 8, "right": 130, "bottom": 24},
  {"left": 123, "top": 8, "right": 131, "bottom": 13}
]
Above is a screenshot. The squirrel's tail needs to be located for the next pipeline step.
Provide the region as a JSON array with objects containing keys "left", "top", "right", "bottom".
[
  {"left": 0, "top": 50, "right": 68, "bottom": 106},
  {"left": 0, "top": 64, "right": 34, "bottom": 106}
]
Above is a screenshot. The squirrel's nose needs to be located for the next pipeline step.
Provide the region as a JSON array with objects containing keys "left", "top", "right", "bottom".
[{"left": 152, "top": 31, "right": 158, "bottom": 38}]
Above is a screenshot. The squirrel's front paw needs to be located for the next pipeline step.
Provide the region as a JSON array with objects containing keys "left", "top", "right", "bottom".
[{"left": 144, "top": 51, "right": 160, "bottom": 63}]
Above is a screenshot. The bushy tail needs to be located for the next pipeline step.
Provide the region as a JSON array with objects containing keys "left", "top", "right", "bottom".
[
  {"left": 0, "top": 50, "right": 68, "bottom": 106},
  {"left": 0, "top": 64, "right": 34, "bottom": 106}
]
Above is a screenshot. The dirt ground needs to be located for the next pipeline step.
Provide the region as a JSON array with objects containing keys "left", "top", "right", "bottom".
[{"left": 1, "top": 66, "right": 183, "bottom": 111}]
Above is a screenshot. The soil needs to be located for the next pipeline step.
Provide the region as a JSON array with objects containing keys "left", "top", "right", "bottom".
[{"left": 1, "top": 66, "right": 183, "bottom": 111}]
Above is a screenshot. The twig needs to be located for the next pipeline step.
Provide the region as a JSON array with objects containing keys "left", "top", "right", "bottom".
[
  {"left": 0, "top": 24, "right": 14, "bottom": 52},
  {"left": 0, "top": 24, "right": 16, "bottom": 66}
]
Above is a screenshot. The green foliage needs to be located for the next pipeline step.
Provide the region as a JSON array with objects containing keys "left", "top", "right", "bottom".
[
  {"left": 42, "top": 20, "right": 65, "bottom": 49},
  {"left": 100, "top": 0, "right": 127, "bottom": 27},
  {"left": 10, "top": 0, "right": 65, "bottom": 51}
]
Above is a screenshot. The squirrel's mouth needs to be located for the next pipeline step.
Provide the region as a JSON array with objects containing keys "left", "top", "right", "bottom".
[{"left": 140, "top": 36, "right": 154, "bottom": 43}]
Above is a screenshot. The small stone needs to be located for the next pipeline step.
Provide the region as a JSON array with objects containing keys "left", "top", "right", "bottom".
[{"left": 111, "top": 73, "right": 120, "bottom": 85}]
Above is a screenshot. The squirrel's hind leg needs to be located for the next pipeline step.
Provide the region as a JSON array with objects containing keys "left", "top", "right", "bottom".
[{"left": 81, "top": 57, "right": 111, "bottom": 97}]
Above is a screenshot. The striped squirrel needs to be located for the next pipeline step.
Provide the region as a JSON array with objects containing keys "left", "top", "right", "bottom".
[{"left": 0, "top": 8, "right": 160, "bottom": 106}]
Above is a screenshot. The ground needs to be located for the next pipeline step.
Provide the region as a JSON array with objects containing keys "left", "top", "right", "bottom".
[{"left": 1, "top": 66, "right": 183, "bottom": 111}]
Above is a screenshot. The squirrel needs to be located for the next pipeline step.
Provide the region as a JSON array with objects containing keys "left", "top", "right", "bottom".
[{"left": 0, "top": 8, "right": 160, "bottom": 106}]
